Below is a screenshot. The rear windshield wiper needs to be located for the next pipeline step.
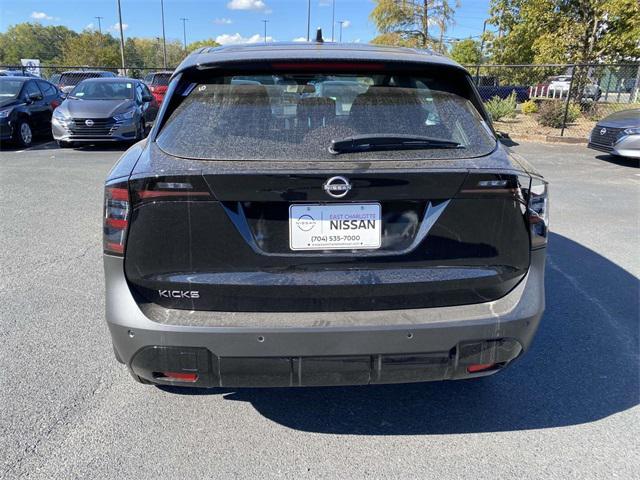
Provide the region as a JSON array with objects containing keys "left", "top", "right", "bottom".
[{"left": 330, "top": 134, "right": 463, "bottom": 154}]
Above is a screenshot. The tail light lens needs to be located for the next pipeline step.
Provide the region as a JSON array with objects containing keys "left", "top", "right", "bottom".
[
  {"left": 103, "top": 181, "right": 130, "bottom": 255},
  {"left": 527, "top": 178, "right": 549, "bottom": 248}
]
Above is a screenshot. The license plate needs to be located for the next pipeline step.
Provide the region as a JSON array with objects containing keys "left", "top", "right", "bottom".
[{"left": 289, "top": 203, "right": 381, "bottom": 251}]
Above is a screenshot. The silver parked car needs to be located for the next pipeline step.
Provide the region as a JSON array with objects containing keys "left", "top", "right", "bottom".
[
  {"left": 588, "top": 108, "right": 640, "bottom": 159},
  {"left": 52, "top": 78, "right": 158, "bottom": 147}
]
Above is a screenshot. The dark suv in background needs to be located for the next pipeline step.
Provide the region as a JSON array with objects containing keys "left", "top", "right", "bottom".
[
  {"left": 58, "top": 70, "right": 116, "bottom": 94},
  {"left": 104, "top": 42, "right": 548, "bottom": 388}
]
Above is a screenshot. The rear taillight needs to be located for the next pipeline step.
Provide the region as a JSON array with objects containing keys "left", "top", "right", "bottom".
[
  {"left": 103, "top": 181, "right": 130, "bottom": 255},
  {"left": 527, "top": 178, "right": 549, "bottom": 248}
]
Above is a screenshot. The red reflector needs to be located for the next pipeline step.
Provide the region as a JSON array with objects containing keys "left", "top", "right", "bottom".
[
  {"left": 106, "top": 218, "right": 128, "bottom": 229},
  {"left": 107, "top": 187, "right": 129, "bottom": 201},
  {"left": 137, "top": 190, "right": 210, "bottom": 199},
  {"left": 467, "top": 363, "right": 497, "bottom": 373},
  {"left": 105, "top": 241, "right": 125, "bottom": 254},
  {"left": 160, "top": 372, "right": 198, "bottom": 382}
]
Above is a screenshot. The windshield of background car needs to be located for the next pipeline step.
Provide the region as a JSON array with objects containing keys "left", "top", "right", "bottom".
[
  {"left": 0, "top": 79, "right": 24, "bottom": 99},
  {"left": 60, "top": 73, "right": 103, "bottom": 87},
  {"left": 69, "top": 81, "right": 134, "bottom": 100},
  {"left": 156, "top": 70, "right": 496, "bottom": 161}
]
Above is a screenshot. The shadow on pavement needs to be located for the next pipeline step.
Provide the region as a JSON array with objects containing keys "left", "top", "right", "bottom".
[
  {"left": 159, "top": 232, "right": 639, "bottom": 434},
  {"left": 595, "top": 153, "right": 639, "bottom": 168}
]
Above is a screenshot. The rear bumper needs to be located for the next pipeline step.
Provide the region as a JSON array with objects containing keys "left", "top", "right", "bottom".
[{"left": 105, "top": 249, "right": 546, "bottom": 387}]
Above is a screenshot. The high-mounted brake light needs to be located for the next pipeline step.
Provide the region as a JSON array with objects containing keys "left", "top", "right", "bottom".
[{"left": 103, "top": 182, "right": 130, "bottom": 255}]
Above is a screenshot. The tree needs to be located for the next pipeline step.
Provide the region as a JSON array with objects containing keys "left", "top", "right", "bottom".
[
  {"left": 488, "top": 0, "right": 640, "bottom": 64},
  {"left": 187, "top": 38, "right": 220, "bottom": 52},
  {"left": 449, "top": 38, "right": 482, "bottom": 65},
  {"left": 0, "top": 23, "right": 77, "bottom": 65},
  {"left": 61, "top": 31, "right": 120, "bottom": 67},
  {"left": 370, "top": 0, "right": 459, "bottom": 50}
]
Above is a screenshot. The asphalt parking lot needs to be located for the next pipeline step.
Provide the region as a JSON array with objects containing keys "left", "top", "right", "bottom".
[{"left": 1, "top": 139, "right": 638, "bottom": 479}]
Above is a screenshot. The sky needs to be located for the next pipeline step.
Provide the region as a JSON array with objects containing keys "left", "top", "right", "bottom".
[{"left": 0, "top": 0, "right": 493, "bottom": 46}]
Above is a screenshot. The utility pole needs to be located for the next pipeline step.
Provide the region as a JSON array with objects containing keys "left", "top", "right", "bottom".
[
  {"left": 306, "top": 0, "right": 311, "bottom": 41},
  {"left": 262, "top": 19, "right": 269, "bottom": 43},
  {"left": 474, "top": 19, "right": 488, "bottom": 86},
  {"left": 180, "top": 17, "right": 188, "bottom": 52},
  {"left": 94, "top": 16, "right": 103, "bottom": 34},
  {"left": 331, "top": 0, "right": 336, "bottom": 41},
  {"left": 116, "top": 0, "right": 126, "bottom": 73},
  {"left": 338, "top": 20, "right": 344, "bottom": 42},
  {"left": 160, "top": 0, "right": 167, "bottom": 68}
]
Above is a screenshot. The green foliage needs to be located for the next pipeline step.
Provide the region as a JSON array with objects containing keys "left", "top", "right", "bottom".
[
  {"left": 521, "top": 100, "right": 538, "bottom": 114},
  {"left": 61, "top": 31, "right": 121, "bottom": 67},
  {"left": 370, "top": 0, "right": 459, "bottom": 51},
  {"left": 488, "top": 0, "right": 640, "bottom": 65},
  {"left": 187, "top": 39, "right": 220, "bottom": 52},
  {"left": 449, "top": 39, "right": 482, "bottom": 65},
  {"left": 537, "top": 101, "right": 580, "bottom": 128},
  {"left": 0, "top": 23, "right": 77, "bottom": 65},
  {"left": 484, "top": 92, "right": 518, "bottom": 122}
]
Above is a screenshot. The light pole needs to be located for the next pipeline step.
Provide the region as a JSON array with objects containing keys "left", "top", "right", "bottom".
[
  {"left": 306, "top": 0, "right": 311, "bottom": 41},
  {"left": 116, "top": 0, "right": 126, "bottom": 73},
  {"left": 160, "top": 0, "right": 167, "bottom": 68},
  {"left": 338, "top": 20, "right": 344, "bottom": 42},
  {"left": 262, "top": 19, "right": 269, "bottom": 43},
  {"left": 180, "top": 17, "right": 188, "bottom": 52},
  {"left": 95, "top": 16, "right": 103, "bottom": 34},
  {"left": 331, "top": 0, "right": 335, "bottom": 41},
  {"left": 474, "top": 19, "right": 488, "bottom": 86}
]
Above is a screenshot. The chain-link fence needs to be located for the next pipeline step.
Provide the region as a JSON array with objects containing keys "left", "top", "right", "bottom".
[
  {"left": 467, "top": 63, "right": 640, "bottom": 139},
  {"left": 3, "top": 62, "right": 638, "bottom": 140},
  {"left": 0, "top": 64, "right": 173, "bottom": 92}
]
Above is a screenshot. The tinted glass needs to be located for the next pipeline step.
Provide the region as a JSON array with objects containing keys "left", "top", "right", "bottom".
[
  {"left": 70, "top": 81, "right": 134, "bottom": 100},
  {"left": 0, "top": 79, "right": 25, "bottom": 98},
  {"left": 23, "top": 81, "right": 42, "bottom": 98},
  {"left": 157, "top": 71, "right": 495, "bottom": 161},
  {"left": 152, "top": 73, "right": 171, "bottom": 86},
  {"left": 59, "top": 72, "right": 103, "bottom": 87},
  {"left": 37, "top": 80, "right": 56, "bottom": 97}
]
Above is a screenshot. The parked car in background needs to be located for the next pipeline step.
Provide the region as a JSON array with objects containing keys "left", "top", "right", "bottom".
[
  {"left": 0, "top": 77, "right": 64, "bottom": 146},
  {"left": 58, "top": 70, "right": 117, "bottom": 94},
  {"left": 536, "top": 75, "right": 602, "bottom": 101},
  {"left": 52, "top": 77, "right": 157, "bottom": 147},
  {"left": 103, "top": 42, "right": 548, "bottom": 389},
  {"left": 143, "top": 71, "right": 172, "bottom": 104},
  {"left": 588, "top": 108, "right": 640, "bottom": 159},
  {"left": 0, "top": 69, "right": 39, "bottom": 78}
]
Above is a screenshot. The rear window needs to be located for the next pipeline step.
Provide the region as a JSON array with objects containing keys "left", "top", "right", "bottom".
[
  {"left": 152, "top": 73, "right": 171, "bottom": 86},
  {"left": 156, "top": 70, "right": 495, "bottom": 161},
  {"left": 60, "top": 72, "right": 103, "bottom": 87}
]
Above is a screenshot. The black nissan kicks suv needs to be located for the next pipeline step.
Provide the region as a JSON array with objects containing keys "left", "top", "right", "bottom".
[{"left": 103, "top": 42, "right": 548, "bottom": 388}]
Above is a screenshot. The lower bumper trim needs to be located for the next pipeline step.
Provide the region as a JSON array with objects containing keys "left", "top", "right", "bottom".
[{"left": 130, "top": 338, "right": 522, "bottom": 387}]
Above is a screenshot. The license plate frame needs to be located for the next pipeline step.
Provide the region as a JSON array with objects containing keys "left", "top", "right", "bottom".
[{"left": 289, "top": 203, "right": 382, "bottom": 251}]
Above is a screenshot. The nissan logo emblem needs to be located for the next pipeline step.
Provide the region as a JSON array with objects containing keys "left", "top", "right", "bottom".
[
  {"left": 600, "top": 128, "right": 607, "bottom": 135},
  {"left": 323, "top": 176, "right": 352, "bottom": 198},
  {"left": 85, "top": 119, "right": 94, "bottom": 127}
]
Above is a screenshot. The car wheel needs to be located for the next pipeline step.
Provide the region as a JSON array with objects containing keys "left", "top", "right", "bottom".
[{"left": 15, "top": 120, "right": 33, "bottom": 147}]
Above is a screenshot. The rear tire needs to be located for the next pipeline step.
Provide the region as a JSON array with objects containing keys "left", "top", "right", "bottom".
[{"left": 15, "top": 120, "right": 33, "bottom": 147}]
